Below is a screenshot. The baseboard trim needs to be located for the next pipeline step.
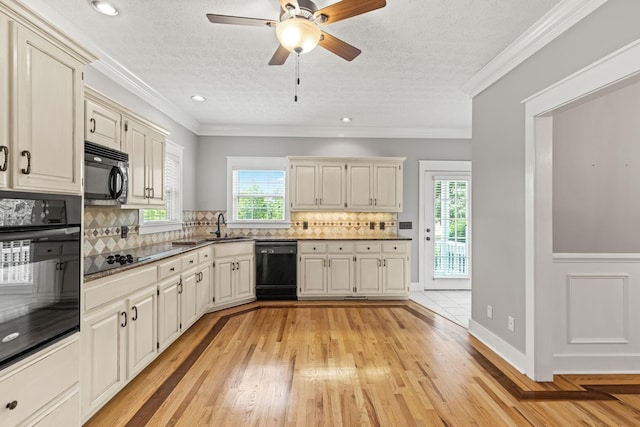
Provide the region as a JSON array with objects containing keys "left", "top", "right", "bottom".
[
  {"left": 553, "top": 353, "right": 640, "bottom": 374},
  {"left": 468, "top": 319, "right": 527, "bottom": 374},
  {"left": 410, "top": 282, "right": 422, "bottom": 291}
]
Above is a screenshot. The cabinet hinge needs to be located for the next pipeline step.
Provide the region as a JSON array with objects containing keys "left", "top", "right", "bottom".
[
  {"left": 157, "top": 289, "right": 159, "bottom": 296},
  {"left": 124, "top": 122, "right": 129, "bottom": 132},
  {"left": 157, "top": 342, "right": 159, "bottom": 350},
  {"left": 353, "top": 255, "right": 356, "bottom": 262},
  {"left": 344, "top": 164, "right": 347, "bottom": 170},
  {"left": 213, "top": 297, "right": 215, "bottom": 302},
  {"left": 179, "top": 323, "right": 182, "bottom": 329},
  {"left": 213, "top": 261, "right": 216, "bottom": 268},
  {"left": 81, "top": 72, "right": 84, "bottom": 80},
  {"left": 344, "top": 202, "right": 347, "bottom": 208}
]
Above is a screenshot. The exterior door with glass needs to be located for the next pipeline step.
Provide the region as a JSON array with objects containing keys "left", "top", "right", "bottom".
[{"left": 424, "top": 171, "right": 471, "bottom": 290}]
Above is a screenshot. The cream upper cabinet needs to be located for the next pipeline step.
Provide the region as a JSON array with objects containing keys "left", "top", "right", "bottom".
[
  {"left": 11, "top": 22, "right": 84, "bottom": 194},
  {"left": 85, "top": 96, "right": 121, "bottom": 151},
  {"left": 347, "top": 160, "right": 403, "bottom": 212},
  {"left": 289, "top": 157, "right": 404, "bottom": 212},
  {"left": 123, "top": 118, "right": 166, "bottom": 207},
  {"left": 290, "top": 160, "right": 345, "bottom": 210}
]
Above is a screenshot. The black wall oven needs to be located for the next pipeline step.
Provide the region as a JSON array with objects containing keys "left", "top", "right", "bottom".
[{"left": 0, "top": 191, "right": 81, "bottom": 370}]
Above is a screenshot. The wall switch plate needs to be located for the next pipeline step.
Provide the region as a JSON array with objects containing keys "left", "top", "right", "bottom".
[
  {"left": 487, "top": 305, "right": 493, "bottom": 319},
  {"left": 399, "top": 221, "right": 412, "bottom": 230},
  {"left": 508, "top": 316, "right": 515, "bottom": 332}
]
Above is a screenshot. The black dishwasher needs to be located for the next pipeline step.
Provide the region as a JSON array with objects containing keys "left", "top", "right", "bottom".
[{"left": 255, "top": 241, "right": 297, "bottom": 300}]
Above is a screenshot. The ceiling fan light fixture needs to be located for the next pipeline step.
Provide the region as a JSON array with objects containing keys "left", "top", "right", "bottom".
[
  {"left": 90, "top": 0, "right": 119, "bottom": 16},
  {"left": 276, "top": 18, "right": 321, "bottom": 54}
]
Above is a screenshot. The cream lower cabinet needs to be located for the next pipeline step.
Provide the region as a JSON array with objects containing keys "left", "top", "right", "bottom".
[
  {"left": 0, "top": 336, "right": 80, "bottom": 427},
  {"left": 81, "top": 266, "right": 157, "bottom": 420},
  {"left": 213, "top": 242, "right": 255, "bottom": 309},
  {"left": 298, "top": 241, "right": 409, "bottom": 299},
  {"left": 298, "top": 242, "right": 355, "bottom": 297}
]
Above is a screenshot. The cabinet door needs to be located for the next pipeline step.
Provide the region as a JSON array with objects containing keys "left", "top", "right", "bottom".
[
  {"left": 374, "top": 163, "right": 401, "bottom": 211},
  {"left": 299, "top": 256, "right": 326, "bottom": 295},
  {"left": 124, "top": 119, "right": 149, "bottom": 205},
  {"left": 81, "top": 300, "right": 127, "bottom": 416},
  {"left": 181, "top": 271, "right": 198, "bottom": 329},
  {"left": 346, "top": 163, "right": 373, "bottom": 210},
  {"left": 290, "top": 162, "right": 318, "bottom": 210},
  {"left": 127, "top": 286, "right": 157, "bottom": 379},
  {"left": 214, "top": 258, "right": 235, "bottom": 305},
  {"left": 0, "top": 15, "right": 8, "bottom": 189},
  {"left": 356, "top": 255, "right": 382, "bottom": 294},
  {"left": 382, "top": 256, "right": 408, "bottom": 294},
  {"left": 196, "top": 264, "right": 211, "bottom": 316},
  {"left": 318, "top": 163, "right": 344, "bottom": 209},
  {"left": 14, "top": 24, "right": 82, "bottom": 194},
  {"left": 85, "top": 98, "right": 121, "bottom": 150},
  {"left": 157, "top": 277, "right": 181, "bottom": 352},
  {"left": 235, "top": 256, "right": 254, "bottom": 299},
  {"left": 147, "top": 131, "right": 165, "bottom": 206},
  {"left": 327, "top": 255, "right": 353, "bottom": 295}
]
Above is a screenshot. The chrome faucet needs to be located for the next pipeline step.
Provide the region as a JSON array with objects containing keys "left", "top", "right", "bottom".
[{"left": 215, "top": 213, "right": 226, "bottom": 238}]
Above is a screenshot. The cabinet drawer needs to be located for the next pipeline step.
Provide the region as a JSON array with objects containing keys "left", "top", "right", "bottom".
[
  {"left": 0, "top": 338, "right": 79, "bottom": 427},
  {"left": 298, "top": 242, "right": 327, "bottom": 253},
  {"left": 84, "top": 265, "right": 156, "bottom": 312},
  {"left": 327, "top": 243, "right": 353, "bottom": 254},
  {"left": 157, "top": 257, "right": 181, "bottom": 280},
  {"left": 181, "top": 252, "right": 198, "bottom": 270},
  {"left": 214, "top": 241, "right": 254, "bottom": 258},
  {"left": 355, "top": 243, "right": 381, "bottom": 253},
  {"left": 197, "top": 247, "right": 212, "bottom": 264},
  {"left": 382, "top": 242, "right": 408, "bottom": 253}
]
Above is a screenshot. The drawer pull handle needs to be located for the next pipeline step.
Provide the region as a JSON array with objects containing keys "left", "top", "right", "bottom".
[
  {"left": 121, "top": 311, "right": 128, "bottom": 327},
  {"left": 6, "top": 400, "right": 17, "bottom": 410},
  {"left": 0, "top": 146, "right": 7, "bottom": 172},
  {"left": 21, "top": 150, "right": 31, "bottom": 175},
  {"left": 90, "top": 117, "right": 96, "bottom": 133},
  {"left": 132, "top": 306, "right": 138, "bottom": 321}
]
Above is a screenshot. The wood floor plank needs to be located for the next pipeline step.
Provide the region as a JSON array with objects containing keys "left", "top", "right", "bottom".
[{"left": 85, "top": 301, "right": 640, "bottom": 426}]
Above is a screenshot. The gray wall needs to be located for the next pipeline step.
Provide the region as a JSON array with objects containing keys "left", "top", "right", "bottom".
[
  {"left": 472, "top": 0, "right": 640, "bottom": 352},
  {"left": 553, "top": 77, "right": 640, "bottom": 253},
  {"left": 84, "top": 67, "right": 199, "bottom": 210},
  {"left": 196, "top": 136, "right": 472, "bottom": 281}
]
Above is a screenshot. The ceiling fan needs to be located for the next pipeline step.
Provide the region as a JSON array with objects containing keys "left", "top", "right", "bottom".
[{"left": 206, "top": 0, "right": 387, "bottom": 65}]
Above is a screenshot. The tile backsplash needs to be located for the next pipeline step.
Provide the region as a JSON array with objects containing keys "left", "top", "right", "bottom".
[{"left": 84, "top": 207, "right": 398, "bottom": 256}]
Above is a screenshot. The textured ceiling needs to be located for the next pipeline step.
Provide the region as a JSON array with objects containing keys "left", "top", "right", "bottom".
[{"left": 23, "top": 0, "right": 559, "bottom": 137}]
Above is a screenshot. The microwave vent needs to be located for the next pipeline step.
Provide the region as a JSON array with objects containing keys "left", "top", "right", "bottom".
[{"left": 85, "top": 142, "right": 128, "bottom": 162}]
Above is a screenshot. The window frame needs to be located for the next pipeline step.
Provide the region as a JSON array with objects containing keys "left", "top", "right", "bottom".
[
  {"left": 226, "top": 156, "right": 290, "bottom": 229},
  {"left": 139, "top": 140, "right": 184, "bottom": 234}
]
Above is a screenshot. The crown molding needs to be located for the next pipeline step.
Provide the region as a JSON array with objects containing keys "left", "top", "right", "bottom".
[
  {"left": 462, "top": 0, "right": 608, "bottom": 98},
  {"left": 196, "top": 124, "right": 471, "bottom": 139}
]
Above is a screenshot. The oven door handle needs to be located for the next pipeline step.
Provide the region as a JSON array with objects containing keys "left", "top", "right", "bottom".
[{"left": 0, "top": 226, "right": 80, "bottom": 242}]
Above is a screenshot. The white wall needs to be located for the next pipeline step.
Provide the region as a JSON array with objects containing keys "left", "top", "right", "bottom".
[
  {"left": 196, "top": 136, "right": 472, "bottom": 282},
  {"left": 472, "top": 0, "right": 640, "bottom": 353},
  {"left": 84, "top": 67, "right": 199, "bottom": 210}
]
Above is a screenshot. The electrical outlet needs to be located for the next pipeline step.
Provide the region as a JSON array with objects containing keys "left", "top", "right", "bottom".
[
  {"left": 487, "top": 305, "right": 493, "bottom": 319},
  {"left": 121, "top": 225, "right": 128, "bottom": 239},
  {"left": 379, "top": 221, "right": 385, "bottom": 230},
  {"left": 370, "top": 221, "right": 375, "bottom": 230},
  {"left": 508, "top": 316, "right": 515, "bottom": 332},
  {"left": 303, "top": 221, "right": 308, "bottom": 229}
]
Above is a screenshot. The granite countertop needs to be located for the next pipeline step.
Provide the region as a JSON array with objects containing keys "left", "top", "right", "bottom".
[{"left": 84, "top": 235, "right": 411, "bottom": 282}]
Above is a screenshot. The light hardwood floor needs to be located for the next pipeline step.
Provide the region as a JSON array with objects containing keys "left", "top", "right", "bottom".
[{"left": 85, "top": 301, "right": 640, "bottom": 426}]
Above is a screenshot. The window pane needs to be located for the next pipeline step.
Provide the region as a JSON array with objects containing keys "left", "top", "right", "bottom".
[{"left": 233, "top": 170, "right": 285, "bottom": 221}]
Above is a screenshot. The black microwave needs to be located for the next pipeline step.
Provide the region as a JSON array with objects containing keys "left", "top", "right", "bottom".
[{"left": 84, "top": 142, "right": 129, "bottom": 205}]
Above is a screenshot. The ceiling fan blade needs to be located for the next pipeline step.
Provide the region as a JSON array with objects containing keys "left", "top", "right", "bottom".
[
  {"left": 206, "top": 14, "right": 276, "bottom": 27},
  {"left": 318, "top": 31, "right": 361, "bottom": 61},
  {"left": 269, "top": 44, "right": 291, "bottom": 65},
  {"left": 315, "top": 0, "right": 386, "bottom": 25},
  {"left": 279, "top": 0, "right": 300, "bottom": 15}
]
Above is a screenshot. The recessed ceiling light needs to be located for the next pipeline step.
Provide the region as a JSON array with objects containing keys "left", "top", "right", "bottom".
[
  {"left": 91, "top": 0, "right": 119, "bottom": 16},
  {"left": 191, "top": 95, "right": 206, "bottom": 102},
  {"left": 340, "top": 117, "right": 352, "bottom": 123}
]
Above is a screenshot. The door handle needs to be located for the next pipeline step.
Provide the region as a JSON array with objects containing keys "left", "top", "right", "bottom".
[
  {"left": 131, "top": 306, "right": 138, "bottom": 321},
  {"left": 0, "top": 146, "right": 7, "bottom": 172},
  {"left": 121, "top": 311, "right": 128, "bottom": 327},
  {"left": 21, "top": 150, "right": 31, "bottom": 175}
]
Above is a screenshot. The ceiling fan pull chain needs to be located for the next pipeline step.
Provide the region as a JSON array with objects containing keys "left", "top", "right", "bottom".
[{"left": 294, "top": 53, "right": 300, "bottom": 102}]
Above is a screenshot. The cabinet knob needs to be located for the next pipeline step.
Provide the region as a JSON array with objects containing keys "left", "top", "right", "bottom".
[{"left": 6, "top": 400, "right": 17, "bottom": 410}]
